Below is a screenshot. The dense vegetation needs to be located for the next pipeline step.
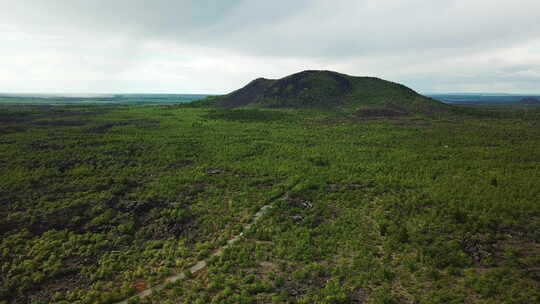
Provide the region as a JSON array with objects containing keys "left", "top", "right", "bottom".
[{"left": 1, "top": 102, "right": 539, "bottom": 304}]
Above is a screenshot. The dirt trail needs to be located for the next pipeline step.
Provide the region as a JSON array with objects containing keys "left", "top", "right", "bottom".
[{"left": 116, "top": 204, "right": 275, "bottom": 303}]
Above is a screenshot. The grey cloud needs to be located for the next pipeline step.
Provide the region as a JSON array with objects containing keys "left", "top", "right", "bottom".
[
  {"left": 1, "top": 0, "right": 540, "bottom": 93},
  {"left": 7, "top": 0, "right": 540, "bottom": 57}
]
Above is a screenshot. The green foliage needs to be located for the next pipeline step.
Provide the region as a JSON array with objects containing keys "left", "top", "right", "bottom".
[
  {"left": 204, "top": 108, "right": 295, "bottom": 123},
  {"left": 1, "top": 104, "right": 539, "bottom": 303}
]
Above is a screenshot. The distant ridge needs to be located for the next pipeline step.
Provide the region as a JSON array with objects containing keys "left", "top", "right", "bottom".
[
  {"left": 518, "top": 97, "right": 540, "bottom": 105},
  {"left": 195, "top": 70, "right": 449, "bottom": 115}
]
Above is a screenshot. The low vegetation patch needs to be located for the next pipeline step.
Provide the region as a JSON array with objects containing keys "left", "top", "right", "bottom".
[{"left": 204, "top": 109, "right": 296, "bottom": 123}]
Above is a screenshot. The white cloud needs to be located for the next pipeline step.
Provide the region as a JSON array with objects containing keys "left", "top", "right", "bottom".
[{"left": 0, "top": 0, "right": 539, "bottom": 93}]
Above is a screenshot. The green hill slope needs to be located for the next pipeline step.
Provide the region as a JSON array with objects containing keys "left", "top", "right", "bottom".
[{"left": 202, "top": 70, "right": 449, "bottom": 115}]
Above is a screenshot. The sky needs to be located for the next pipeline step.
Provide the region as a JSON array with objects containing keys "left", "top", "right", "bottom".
[{"left": 1, "top": 0, "right": 540, "bottom": 94}]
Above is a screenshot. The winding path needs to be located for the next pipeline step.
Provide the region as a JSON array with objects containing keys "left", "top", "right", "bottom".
[{"left": 116, "top": 203, "right": 275, "bottom": 303}]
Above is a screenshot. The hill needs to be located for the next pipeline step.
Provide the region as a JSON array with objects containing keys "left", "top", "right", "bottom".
[{"left": 201, "top": 70, "right": 449, "bottom": 116}]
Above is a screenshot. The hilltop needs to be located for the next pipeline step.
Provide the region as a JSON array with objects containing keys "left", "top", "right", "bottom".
[{"left": 196, "top": 70, "right": 449, "bottom": 116}]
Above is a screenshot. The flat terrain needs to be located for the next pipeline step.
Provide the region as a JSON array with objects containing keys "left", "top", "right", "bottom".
[
  {"left": 1, "top": 104, "right": 539, "bottom": 303},
  {"left": 427, "top": 93, "right": 540, "bottom": 106},
  {"left": 0, "top": 94, "right": 210, "bottom": 105}
]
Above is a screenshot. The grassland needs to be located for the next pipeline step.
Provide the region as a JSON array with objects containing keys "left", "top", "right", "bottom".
[{"left": 1, "top": 103, "right": 539, "bottom": 303}]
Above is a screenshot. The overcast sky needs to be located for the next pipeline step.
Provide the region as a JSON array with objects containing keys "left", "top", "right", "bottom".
[{"left": 1, "top": 0, "right": 540, "bottom": 94}]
